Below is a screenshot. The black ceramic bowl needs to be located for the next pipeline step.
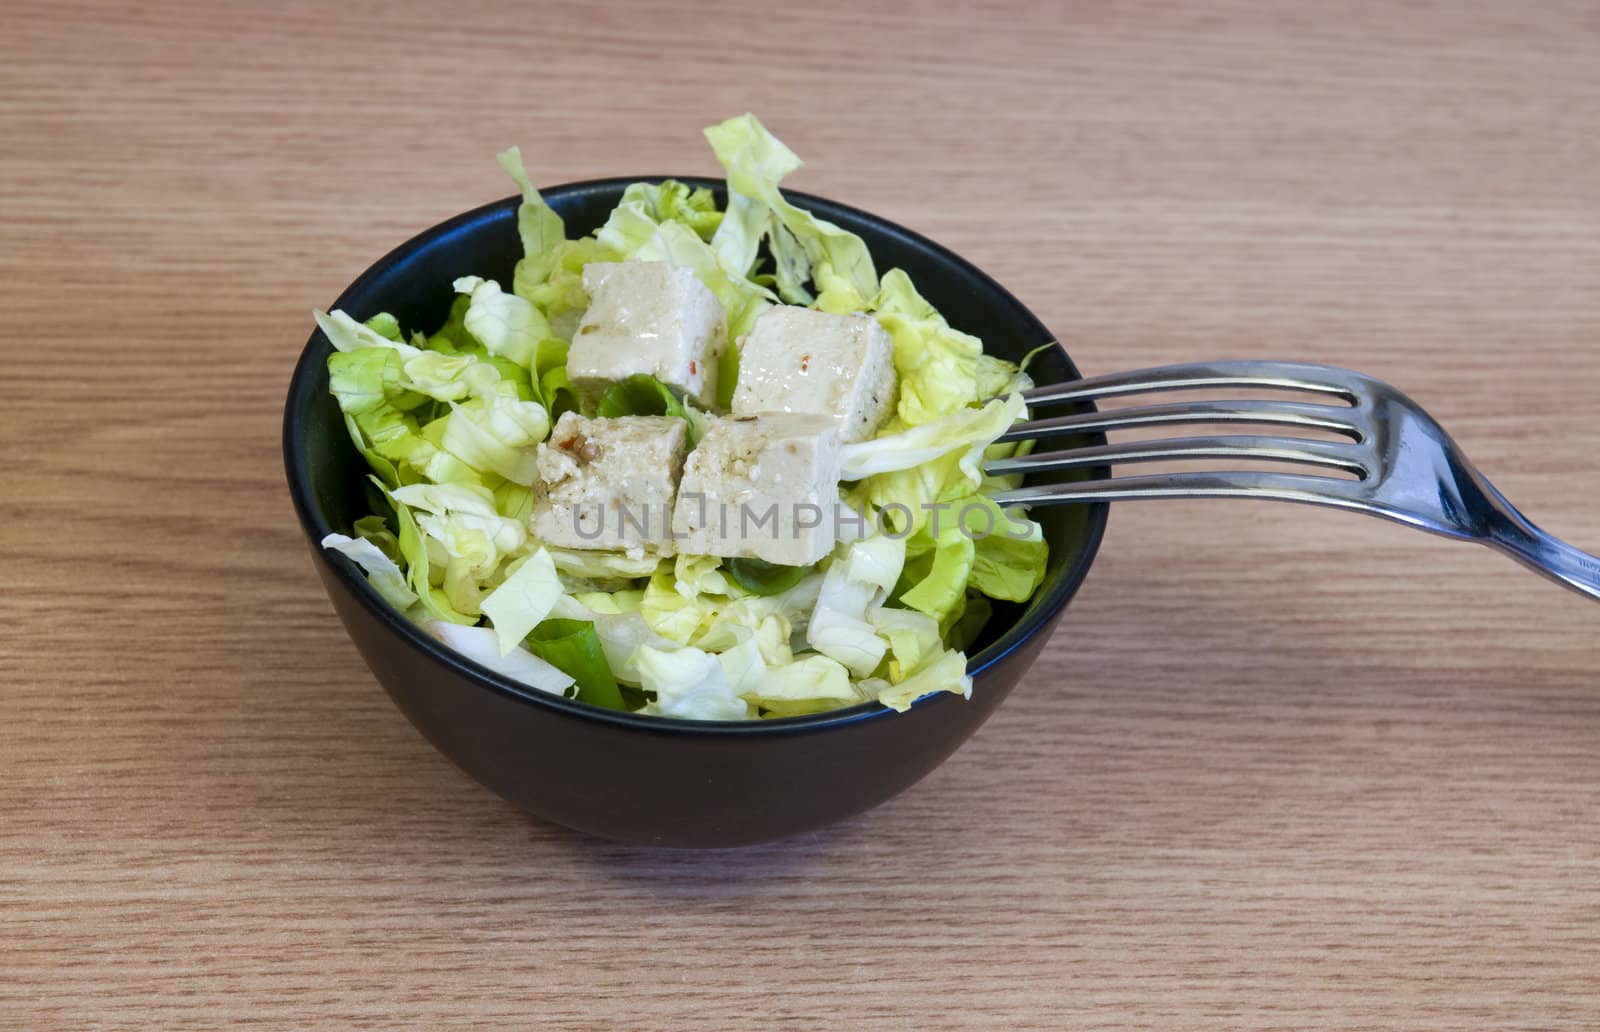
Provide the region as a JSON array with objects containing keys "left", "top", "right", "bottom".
[{"left": 284, "top": 178, "right": 1108, "bottom": 847}]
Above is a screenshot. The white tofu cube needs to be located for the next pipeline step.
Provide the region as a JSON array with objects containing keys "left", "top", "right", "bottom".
[
  {"left": 532, "top": 412, "right": 688, "bottom": 556},
  {"left": 731, "top": 306, "right": 897, "bottom": 442},
  {"left": 568, "top": 261, "right": 725, "bottom": 408},
  {"left": 670, "top": 414, "right": 843, "bottom": 567}
]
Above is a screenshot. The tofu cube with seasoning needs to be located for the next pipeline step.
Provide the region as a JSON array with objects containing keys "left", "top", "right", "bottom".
[
  {"left": 568, "top": 261, "right": 726, "bottom": 408},
  {"left": 532, "top": 412, "right": 689, "bottom": 556},
  {"left": 670, "top": 414, "right": 844, "bottom": 567},
  {"left": 730, "top": 306, "right": 897, "bottom": 442}
]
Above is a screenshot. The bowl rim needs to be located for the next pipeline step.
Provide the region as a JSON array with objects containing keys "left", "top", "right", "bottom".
[{"left": 283, "top": 175, "right": 1108, "bottom": 736}]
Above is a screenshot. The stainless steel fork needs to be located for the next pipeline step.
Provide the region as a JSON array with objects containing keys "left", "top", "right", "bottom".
[{"left": 987, "top": 361, "right": 1600, "bottom": 602}]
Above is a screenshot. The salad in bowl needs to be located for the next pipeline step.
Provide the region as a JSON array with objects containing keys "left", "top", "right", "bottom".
[{"left": 315, "top": 115, "right": 1046, "bottom": 721}]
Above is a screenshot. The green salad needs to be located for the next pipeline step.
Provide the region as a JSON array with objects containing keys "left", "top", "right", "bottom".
[{"left": 317, "top": 114, "right": 1047, "bottom": 720}]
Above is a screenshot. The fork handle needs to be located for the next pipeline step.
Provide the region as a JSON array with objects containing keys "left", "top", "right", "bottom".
[{"left": 1484, "top": 511, "right": 1600, "bottom": 603}]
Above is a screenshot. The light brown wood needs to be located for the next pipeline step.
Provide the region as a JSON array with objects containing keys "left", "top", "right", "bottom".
[{"left": 5, "top": 1, "right": 1598, "bottom": 1028}]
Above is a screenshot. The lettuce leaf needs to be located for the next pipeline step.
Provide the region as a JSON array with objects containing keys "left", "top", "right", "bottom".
[
  {"left": 867, "top": 607, "right": 942, "bottom": 683},
  {"left": 363, "top": 312, "right": 404, "bottom": 342},
  {"left": 708, "top": 191, "right": 766, "bottom": 284},
  {"left": 805, "top": 535, "right": 906, "bottom": 677},
  {"left": 515, "top": 237, "right": 612, "bottom": 331},
  {"left": 351, "top": 514, "right": 401, "bottom": 563},
  {"left": 897, "top": 514, "right": 976, "bottom": 625},
  {"left": 596, "top": 373, "right": 688, "bottom": 421},
  {"left": 803, "top": 615, "right": 883, "bottom": 680},
  {"left": 840, "top": 394, "right": 1025, "bottom": 483},
  {"left": 723, "top": 557, "right": 810, "bottom": 597},
  {"left": 525, "top": 619, "right": 625, "bottom": 710},
  {"left": 632, "top": 644, "right": 751, "bottom": 721},
  {"left": 439, "top": 394, "right": 549, "bottom": 485},
  {"left": 550, "top": 594, "right": 675, "bottom": 684},
  {"left": 643, "top": 180, "right": 723, "bottom": 240},
  {"left": 328, "top": 346, "right": 425, "bottom": 417},
  {"left": 425, "top": 620, "right": 574, "bottom": 698},
  {"left": 545, "top": 548, "right": 660, "bottom": 582},
  {"left": 479, "top": 548, "right": 561, "bottom": 655},
  {"left": 399, "top": 350, "right": 503, "bottom": 403},
  {"left": 872, "top": 269, "right": 1020, "bottom": 426},
  {"left": 341, "top": 412, "right": 401, "bottom": 488},
  {"left": 840, "top": 398, "right": 1027, "bottom": 600},
  {"left": 884, "top": 487, "right": 1046, "bottom": 629},
  {"left": 703, "top": 114, "right": 879, "bottom": 311},
  {"left": 962, "top": 495, "right": 1048, "bottom": 603},
  {"left": 534, "top": 338, "right": 577, "bottom": 418},
  {"left": 497, "top": 146, "right": 566, "bottom": 266},
  {"left": 321, "top": 532, "right": 418, "bottom": 611},
  {"left": 453, "top": 276, "right": 548, "bottom": 369},
  {"left": 715, "top": 632, "right": 768, "bottom": 699},
  {"left": 378, "top": 479, "right": 476, "bottom": 626},
  {"left": 744, "top": 654, "right": 860, "bottom": 711},
  {"left": 315, "top": 308, "right": 421, "bottom": 358},
  {"left": 640, "top": 571, "right": 710, "bottom": 643},
  {"left": 869, "top": 648, "right": 971, "bottom": 713},
  {"left": 569, "top": 590, "right": 645, "bottom": 615},
  {"left": 673, "top": 554, "right": 734, "bottom": 599},
  {"left": 391, "top": 481, "right": 528, "bottom": 615}
]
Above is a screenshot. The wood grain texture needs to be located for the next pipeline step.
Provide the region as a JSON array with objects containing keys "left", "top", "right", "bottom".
[{"left": 3, "top": 0, "right": 1598, "bottom": 1028}]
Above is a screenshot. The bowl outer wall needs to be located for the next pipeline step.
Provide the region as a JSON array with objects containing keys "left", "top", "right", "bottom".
[{"left": 284, "top": 178, "right": 1108, "bottom": 847}]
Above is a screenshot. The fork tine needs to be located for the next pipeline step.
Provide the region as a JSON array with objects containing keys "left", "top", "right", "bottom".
[
  {"left": 990, "top": 470, "right": 1365, "bottom": 509},
  {"left": 1021, "top": 361, "right": 1358, "bottom": 406},
  {"left": 995, "top": 399, "right": 1365, "bottom": 444},
  {"left": 984, "top": 434, "right": 1369, "bottom": 477}
]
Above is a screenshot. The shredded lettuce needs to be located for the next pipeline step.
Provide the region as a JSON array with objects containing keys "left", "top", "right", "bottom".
[
  {"left": 550, "top": 594, "right": 673, "bottom": 682},
  {"left": 390, "top": 482, "right": 524, "bottom": 615},
  {"left": 744, "top": 654, "right": 860, "bottom": 709},
  {"left": 806, "top": 535, "right": 905, "bottom": 677},
  {"left": 640, "top": 571, "right": 710, "bottom": 643},
  {"left": 896, "top": 511, "right": 976, "bottom": 625},
  {"left": 439, "top": 394, "right": 549, "bottom": 485},
  {"left": 868, "top": 607, "right": 942, "bottom": 683},
  {"left": 869, "top": 648, "right": 972, "bottom": 713},
  {"left": 363, "top": 312, "right": 404, "bottom": 342},
  {"left": 673, "top": 554, "right": 733, "bottom": 598},
  {"left": 546, "top": 548, "right": 660, "bottom": 582},
  {"left": 497, "top": 147, "right": 565, "bottom": 268},
  {"left": 453, "top": 276, "right": 548, "bottom": 369},
  {"left": 328, "top": 348, "right": 413, "bottom": 415},
  {"left": 872, "top": 269, "right": 1024, "bottom": 426},
  {"left": 633, "top": 644, "right": 751, "bottom": 721},
  {"left": 316, "top": 308, "right": 420, "bottom": 357},
  {"left": 703, "top": 114, "right": 879, "bottom": 311},
  {"left": 722, "top": 557, "right": 810, "bottom": 597},
  {"left": 378, "top": 479, "right": 476, "bottom": 626},
  {"left": 321, "top": 532, "right": 418, "bottom": 611},
  {"left": 426, "top": 620, "right": 574, "bottom": 698},
  {"left": 596, "top": 373, "right": 688, "bottom": 422},
  {"left": 525, "top": 619, "right": 625, "bottom": 710},
  {"left": 316, "top": 115, "right": 1054, "bottom": 721},
  {"left": 480, "top": 548, "right": 560, "bottom": 655},
  {"left": 963, "top": 495, "right": 1049, "bottom": 603},
  {"left": 840, "top": 394, "right": 1025, "bottom": 483}
]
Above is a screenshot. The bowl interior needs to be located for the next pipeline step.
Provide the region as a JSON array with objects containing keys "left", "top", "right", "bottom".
[{"left": 286, "top": 178, "right": 1106, "bottom": 721}]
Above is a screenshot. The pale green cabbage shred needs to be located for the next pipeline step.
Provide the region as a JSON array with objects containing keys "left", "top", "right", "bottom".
[{"left": 317, "top": 114, "right": 1050, "bottom": 720}]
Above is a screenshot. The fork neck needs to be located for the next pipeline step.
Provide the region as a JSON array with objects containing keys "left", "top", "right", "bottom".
[{"left": 1483, "top": 508, "right": 1600, "bottom": 602}]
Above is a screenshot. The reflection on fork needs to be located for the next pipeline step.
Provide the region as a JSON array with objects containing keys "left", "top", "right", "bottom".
[{"left": 989, "top": 361, "right": 1600, "bottom": 602}]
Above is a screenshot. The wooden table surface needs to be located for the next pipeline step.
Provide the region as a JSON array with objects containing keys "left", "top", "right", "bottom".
[{"left": 5, "top": 1, "right": 1598, "bottom": 1028}]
